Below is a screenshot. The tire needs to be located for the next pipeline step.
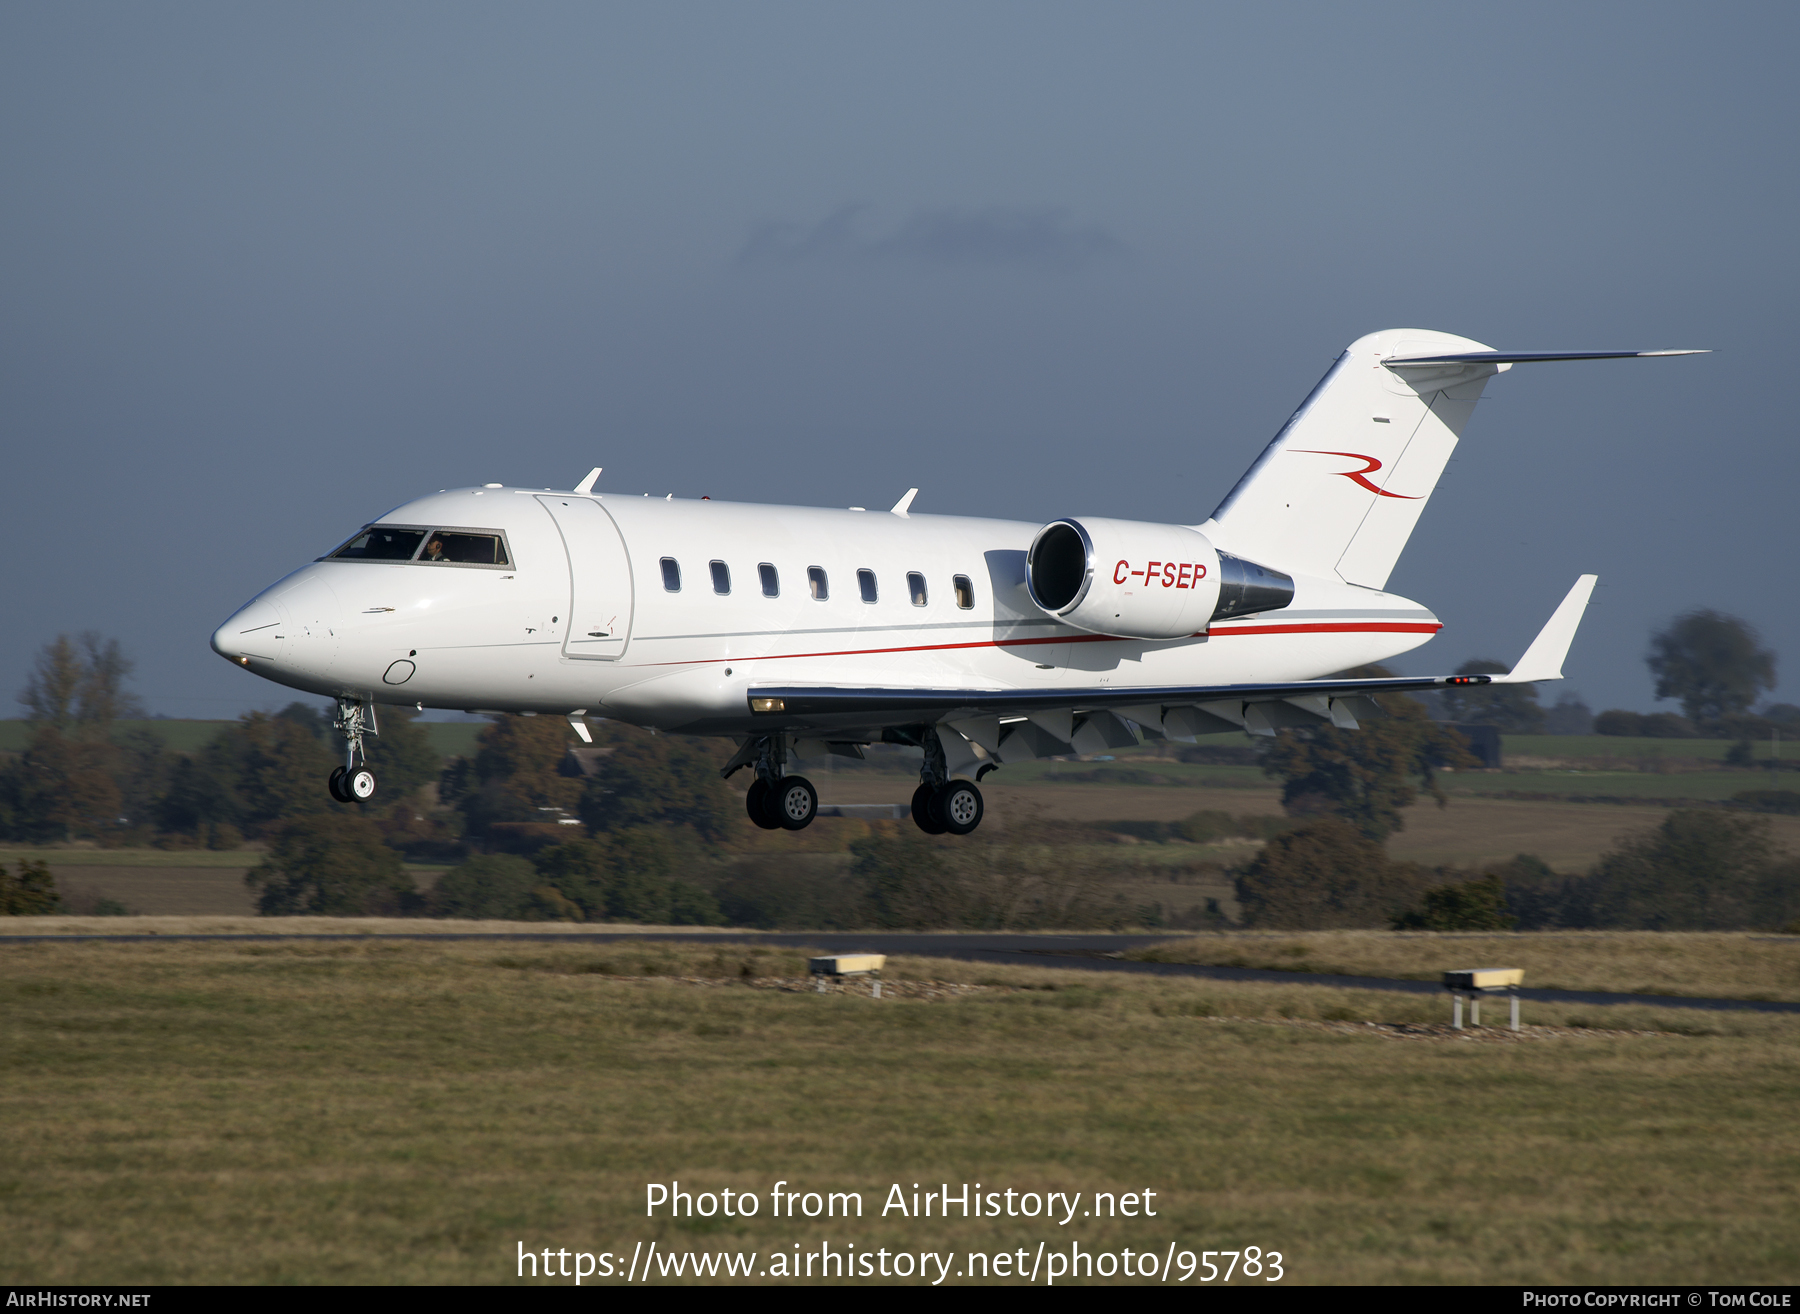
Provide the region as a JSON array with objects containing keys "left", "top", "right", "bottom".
[
  {"left": 911, "top": 782, "right": 947, "bottom": 834},
  {"left": 348, "top": 768, "right": 378, "bottom": 801},
  {"left": 327, "top": 766, "right": 350, "bottom": 803},
  {"left": 746, "top": 778, "right": 781, "bottom": 830},
  {"left": 939, "top": 780, "right": 984, "bottom": 835},
  {"left": 773, "top": 775, "right": 818, "bottom": 830}
]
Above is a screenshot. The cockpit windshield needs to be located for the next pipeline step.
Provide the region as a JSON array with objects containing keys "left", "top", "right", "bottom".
[
  {"left": 325, "top": 526, "right": 510, "bottom": 566},
  {"left": 329, "top": 527, "right": 426, "bottom": 560}
]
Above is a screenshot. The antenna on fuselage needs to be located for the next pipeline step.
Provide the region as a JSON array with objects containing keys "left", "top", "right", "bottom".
[
  {"left": 890, "top": 488, "right": 919, "bottom": 517},
  {"left": 573, "top": 467, "right": 602, "bottom": 494}
]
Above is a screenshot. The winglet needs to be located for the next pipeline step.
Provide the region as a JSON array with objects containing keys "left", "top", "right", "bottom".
[
  {"left": 1493, "top": 575, "right": 1598, "bottom": 684},
  {"left": 574, "top": 467, "right": 602, "bottom": 494},
  {"left": 891, "top": 488, "right": 919, "bottom": 517}
]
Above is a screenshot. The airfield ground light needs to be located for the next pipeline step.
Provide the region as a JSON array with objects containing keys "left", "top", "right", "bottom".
[
  {"left": 1443, "top": 967, "right": 1525, "bottom": 1030},
  {"left": 810, "top": 954, "right": 886, "bottom": 997}
]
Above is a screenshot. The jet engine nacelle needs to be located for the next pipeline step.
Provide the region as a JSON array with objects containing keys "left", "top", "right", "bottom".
[{"left": 1026, "top": 517, "right": 1223, "bottom": 640}]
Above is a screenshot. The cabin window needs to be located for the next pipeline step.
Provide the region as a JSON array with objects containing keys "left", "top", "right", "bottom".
[
  {"left": 808, "top": 566, "right": 828, "bottom": 600},
  {"left": 907, "top": 572, "right": 928, "bottom": 607},
  {"left": 759, "top": 563, "right": 779, "bottom": 597},
  {"left": 329, "top": 527, "right": 426, "bottom": 561},
  {"left": 419, "top": 531, "right": 509, "bottom": 566},
  {"left": 953, "top": 574, "right": 975, "bottom": 609},
  {"left": 710, "top": 560, "right": 730, "bottom": 595},
  {"left": 661, "top": 558, "right": 681, "bottom": 592},
  {"left": 858, "top": 569, "right": 878, "bottom": 603}
]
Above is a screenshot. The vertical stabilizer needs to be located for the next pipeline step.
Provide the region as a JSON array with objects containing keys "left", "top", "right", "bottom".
[{"left": 1199, "top": 329, "right": 1504, "bottom": 589}]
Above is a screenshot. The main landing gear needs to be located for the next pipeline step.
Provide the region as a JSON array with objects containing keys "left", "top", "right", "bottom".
[
  {"left": 723, "top": 729, "right": 986, "bottom": 835},
  {"left": 326, "top": 697, "right": 378, "bottom": 804},
  {"left": 911, "top": 778, "right": 984, "bottom": 836},
  {"left": 747, "top": 774, "right": 819, "bottom": 831},
  {"left": 736, "top": 735, "right": 819, "bottom": 831},
  {"left": 909, "top": 727, "right": 985, "bottom": 836}
]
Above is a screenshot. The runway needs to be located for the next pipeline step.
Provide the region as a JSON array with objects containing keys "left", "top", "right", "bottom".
[{"left": 5, "top": 930, "right": 1797, "bottom": 1015}]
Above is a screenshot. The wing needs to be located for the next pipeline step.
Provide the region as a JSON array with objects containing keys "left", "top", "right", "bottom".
[{"left": 747, "top": 576, "right": 1596, "bottom": 749}]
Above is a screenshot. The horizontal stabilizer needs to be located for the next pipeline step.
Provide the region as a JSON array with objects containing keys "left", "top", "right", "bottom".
[
  {"left": 1385, "top": 349, "right": 1708, "bottom": 366},
  {"left": 1492, "top": 574, "right": 1598, "bottom": 684}
]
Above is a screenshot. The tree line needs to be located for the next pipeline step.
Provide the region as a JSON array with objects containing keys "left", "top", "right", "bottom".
[
  {"left": 1233, "top": 811, "right": 1800, "bottom": 933},
  {"left": 1226, "top": 646, "right": 1799, "bottom": 931},
  {"left": 1441, "top": 608, "right": 1794, "bottom": 743},
  {"left": 4, "top": 626, "right": 1796, "bottom": 931}
]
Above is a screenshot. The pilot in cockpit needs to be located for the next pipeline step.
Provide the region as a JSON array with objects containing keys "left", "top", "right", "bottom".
[{"left": 422, "top": 535, "right": 448, "bottom": 563}]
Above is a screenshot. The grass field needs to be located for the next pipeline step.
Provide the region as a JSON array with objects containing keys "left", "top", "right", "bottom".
[
  {"left": 0, "top": 719, "right": 237, "bottom": 754},
  {"left": 419, "top": 721, "right": 485, "bottom": 760},
  {"left": 0, "top": 847, "right": 268, "bottom": 867},
  {"left": 1504, "top": 735, "right": 1790, "bottom": 763},
  {"left": 951, "top": 752, "right": 1786, "bottom": 807},
  {"left": 0, "top": 849, "right": 452, "bottom": 917},
  {"left": 1436, "top": 770, "right": 1776, "bottom": 803},
  {"left": 1130, "top": 931, "right": 1800, "bottom": 1003},
  {"left": 2, "top": 935, "right": 1797, "bottom": 1285},
  {"left": 809, "top": 779, "right": 1800, "bottom": 871}
]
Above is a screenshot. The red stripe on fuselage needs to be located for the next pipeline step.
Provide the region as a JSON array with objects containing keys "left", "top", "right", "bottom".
[
  {"left": 1208, "top": 622, "right": 1441, "bottom": 637},
  {"left": 638, "top": 621, "right": 1441, "bottom": 667}
]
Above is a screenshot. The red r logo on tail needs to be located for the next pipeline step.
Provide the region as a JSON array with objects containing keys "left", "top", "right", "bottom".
[{"left": 1292, "top": 450, "right": 1422, "bottom": 499}]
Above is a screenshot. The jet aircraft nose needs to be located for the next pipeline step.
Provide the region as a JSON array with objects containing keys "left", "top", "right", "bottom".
[{"left": 211, "top": 596, "right": 284, "bottom": 665}]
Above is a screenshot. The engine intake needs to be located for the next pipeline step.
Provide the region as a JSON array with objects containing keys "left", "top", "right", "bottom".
[{"left": 1026, "top": 518, "right": 1293, "bottom": 639}]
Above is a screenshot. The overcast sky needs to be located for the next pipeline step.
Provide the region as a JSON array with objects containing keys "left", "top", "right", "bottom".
[{"left": 3, "top": 2, "right": 1795, "bottom": 720}]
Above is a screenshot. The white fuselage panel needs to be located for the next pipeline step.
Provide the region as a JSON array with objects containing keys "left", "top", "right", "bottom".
[{"left": 211, "top": 487, "right": 1442, "bottom": 735}]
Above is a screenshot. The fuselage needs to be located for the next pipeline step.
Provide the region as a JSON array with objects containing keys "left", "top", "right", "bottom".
[{"left": 210, "top": 485, "right": 1442, "bottom": 738}]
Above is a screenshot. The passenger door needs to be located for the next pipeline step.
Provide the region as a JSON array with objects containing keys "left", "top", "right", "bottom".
[{"left": 536, "top": 496, "right": 634, "bottom": 659}]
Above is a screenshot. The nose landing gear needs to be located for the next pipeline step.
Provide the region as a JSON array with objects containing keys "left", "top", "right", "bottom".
[{"left": 326, "top": 698, "right": 379, "bottom": 803}]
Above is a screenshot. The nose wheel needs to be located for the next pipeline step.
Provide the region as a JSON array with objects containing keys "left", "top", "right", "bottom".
[{"left": 327, "top": 765, "right": 378, "bottom": 803}]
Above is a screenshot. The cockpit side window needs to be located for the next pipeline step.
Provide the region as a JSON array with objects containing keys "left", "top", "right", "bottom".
[
  {"left": 328, "top": 527, "right": 426, "bottom": 561},
  {"left": 419, "top": 531, "right": 510, "bottom": 566}
]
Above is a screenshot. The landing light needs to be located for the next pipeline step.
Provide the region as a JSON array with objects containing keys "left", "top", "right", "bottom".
[{"left": 750, "top": 697, "right": 785, "bottom": 713}]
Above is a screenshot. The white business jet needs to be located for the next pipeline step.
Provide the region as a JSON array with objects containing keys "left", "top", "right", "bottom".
[{"left": 211, "top": 329, "right": 1702, "bottom": 834}]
